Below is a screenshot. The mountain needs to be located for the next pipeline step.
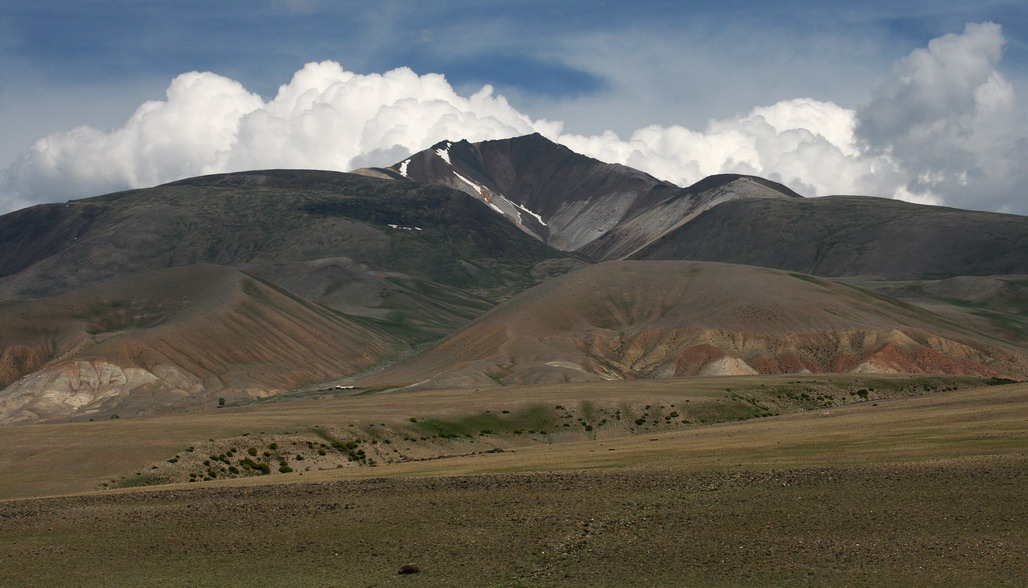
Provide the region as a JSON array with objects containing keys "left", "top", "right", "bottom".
[
  {"left": 1, "top": 136, "right": 1026, "bottom": 424},
  {"left": 0, "top": 170, "right": 573, "bottom": 340},
  {"left": 577, "top": 173, "right": 802, "bottom": 260},
  {"left": 380, "top": 134, "right": 1027, "bottom": 278},
  {"left": 0, "top": 264, "right": 402, "bottom": 424},
  {"left": 632, "top": 196, "right": 1028, "bottom": 279},
  {"left": 0, "top": 170, "right": 577, "bottom": 423},
  {"left": 374, "top": 133, "right": 800, "bottom": 257},
  {"left": 356, "top": 261, "right": 1028, "bottom": 390}
]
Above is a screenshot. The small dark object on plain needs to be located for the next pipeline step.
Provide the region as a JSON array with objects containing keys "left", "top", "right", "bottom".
[{"left": 398, "top": 564, "right": 420, "bottom": 575}]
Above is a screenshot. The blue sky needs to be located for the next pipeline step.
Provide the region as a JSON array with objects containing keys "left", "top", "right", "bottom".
[{"left": 1, "top": 0, "right": 1026, "bottom": 213}]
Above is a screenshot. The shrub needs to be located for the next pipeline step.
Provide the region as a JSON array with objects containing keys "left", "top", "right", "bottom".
[{"left": 988, "top": 377, "right": 1016, "bottom": 386}]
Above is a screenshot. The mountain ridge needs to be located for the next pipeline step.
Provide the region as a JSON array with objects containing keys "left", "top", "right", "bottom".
[{"left": 633, "top": 195, "right": 1028, "bottom": 278}]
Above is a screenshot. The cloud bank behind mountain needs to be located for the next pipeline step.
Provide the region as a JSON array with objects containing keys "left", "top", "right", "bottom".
[{"left": 1, "top": 23, "right": 1024, "bottom": 215}]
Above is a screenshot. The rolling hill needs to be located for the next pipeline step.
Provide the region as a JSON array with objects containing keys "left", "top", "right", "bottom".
[
  {"left": 0, "top": 264, "right": 404, "bottom": 424},
  {"left": 357, "top": 261, "right": 1028, "bottom": 389}
]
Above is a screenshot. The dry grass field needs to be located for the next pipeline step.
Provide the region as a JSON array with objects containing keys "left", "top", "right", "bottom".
[{"left": 0, "top": 375, "right": 1025, "bottom": 586}]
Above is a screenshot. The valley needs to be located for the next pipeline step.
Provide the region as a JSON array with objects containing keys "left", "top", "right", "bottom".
[{"left": 0, "top": 376, "right": 1024, "bottom": 586}]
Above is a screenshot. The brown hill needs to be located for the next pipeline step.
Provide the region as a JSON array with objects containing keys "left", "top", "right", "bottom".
[
  {"left": 840, "top": 275, "right": 1028, "bottom": 347},
  {"left": 357, "top": 261, "right": 1028, "bottom": 389},
  {"left": 0, "top": 264, "right": 403, "bottom": 424}
]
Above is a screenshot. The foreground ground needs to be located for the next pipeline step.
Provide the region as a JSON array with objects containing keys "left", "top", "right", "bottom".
[
  {"left": 2, "top": 456, "right": 1024, "bottom": 587},
  {"left": 0, "top": 377, "right": 1025, "bottom": 586}
]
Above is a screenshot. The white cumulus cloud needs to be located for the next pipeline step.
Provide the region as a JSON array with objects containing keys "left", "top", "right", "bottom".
[
  {"left": 0, "top": 23, "right": 1024, "bottom": 215},
  {"left": 0, "top": 61, "right": 561, "bottom": 211},
  {"left": 856, "top": 22, "right": 1027, "bottom": 213},
  {"left": 557, "top": 97, "right": 899, "bottom": 199}
]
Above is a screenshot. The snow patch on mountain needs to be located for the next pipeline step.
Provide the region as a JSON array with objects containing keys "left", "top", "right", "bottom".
[
  {"left": 450, "top": 170, "right": 542, "bottom": 230},
  {"left": 399, "top": 159, "right": 410, "bottom": 177},
  {"left": 435, "top": 142, "right": 453, "bottom": 165},
  {"left": 452, "top": 170, "right": 512, "bottom": 218},
  {"left": 513, "top": 201, "right": 547, "bottom": 227},
  {"left": 452, "top": 170, "right": 484, "bottom": 195}
]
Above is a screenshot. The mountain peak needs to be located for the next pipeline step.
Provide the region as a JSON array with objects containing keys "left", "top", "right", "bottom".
[
  {"left": 385, "top": 134, "right": 681, "bottom": 252},
  {"left": 682, "top": 174, "right": 803, "bottom": 198},
  {"left": 384, "top": 135, "right": 811, "bottom": 259}
]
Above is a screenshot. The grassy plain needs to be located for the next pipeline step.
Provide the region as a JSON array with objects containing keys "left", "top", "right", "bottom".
[
  {"left": 0, "top": 374, "right": 990, "bottom": 499},
  {"left": 0, "top": 375, "right": 1025, "bottom": 586}
]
